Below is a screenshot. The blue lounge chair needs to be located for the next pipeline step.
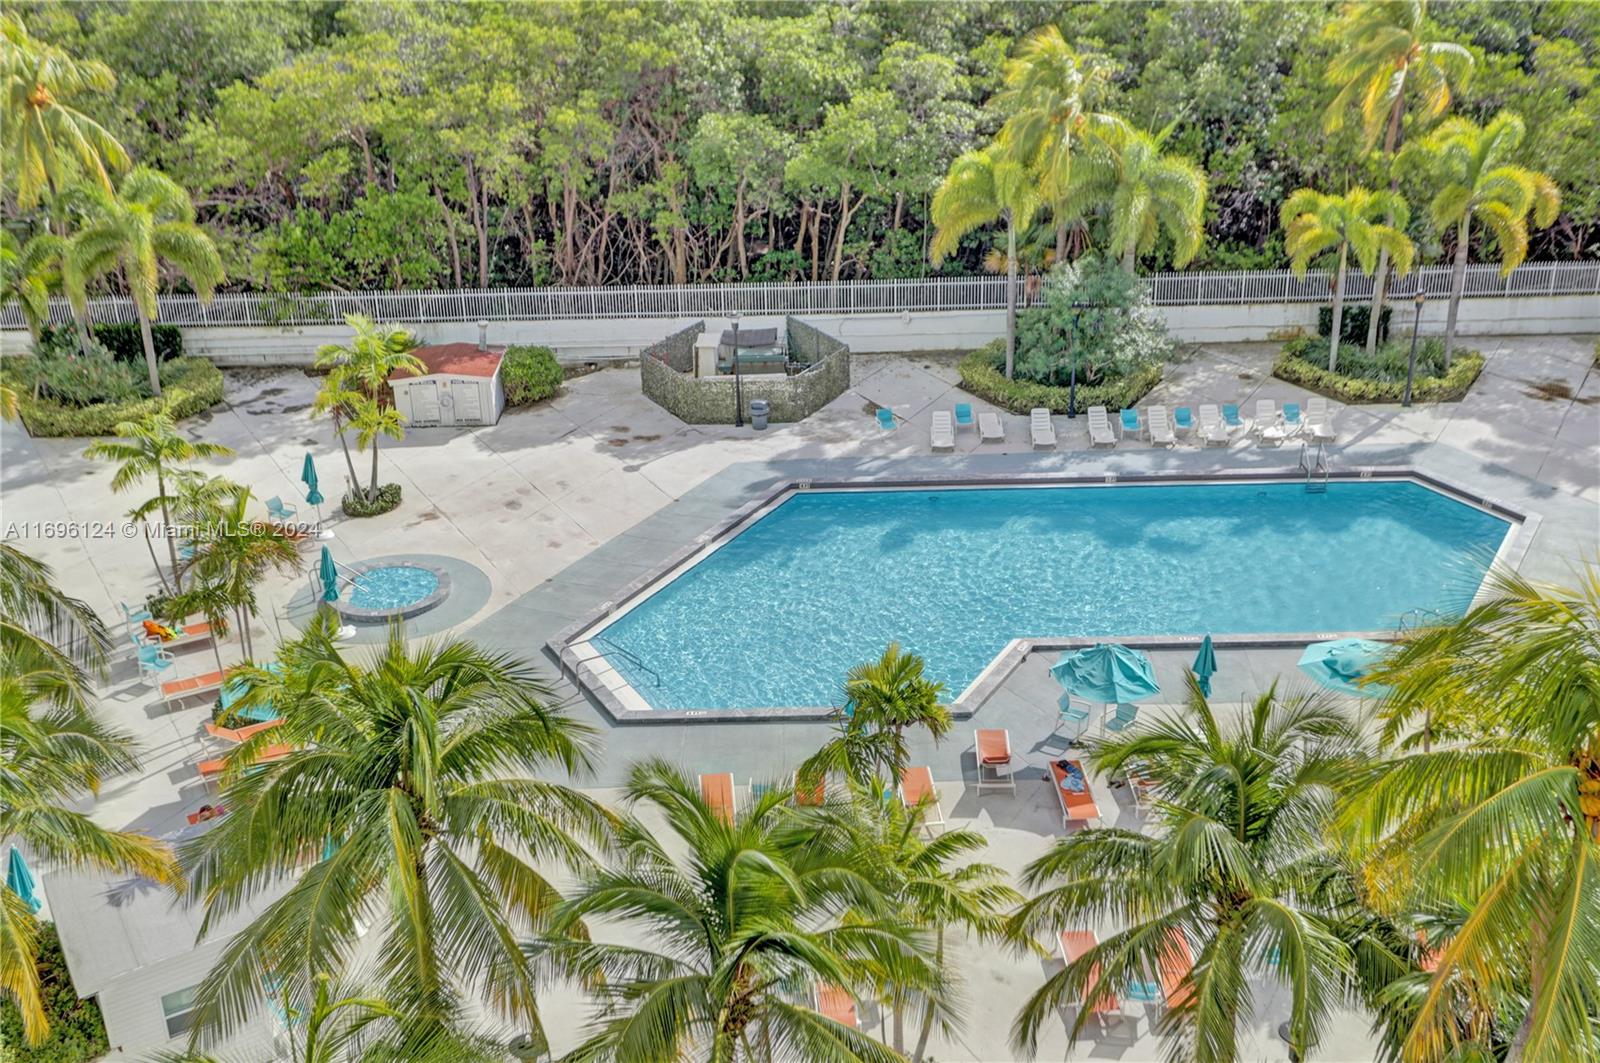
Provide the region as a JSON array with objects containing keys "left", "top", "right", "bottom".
[
  {"left": 1222, "top": 404, "right": 1245, "bottom": 431},
  {"left": 875, "top": 408, "right": 896, "bottom": 431},
  {"left": 1282, "top": 402, "right": 1303, "bottom": 435},
  {"left": 266, "top": 496, "right": 298, "bottom": 522},
  {"left": 953, "top": 403, "right": 975, "bottom": 432},
  {"left": 1104, "top": 703, "right": 1140, "bottom": 733},
  {"left": 1172, "top": 407, "right": 1193, "bottom": 436},
  {"left": 137, "top": 644, "right": 175, "bottom": 682},
  {"left": 1055, "top": 694, "right": 1091, "bottom": 741},
  {"left": 120, "top": 601, "right": 152, "bottom": 627},
  {"left": 1119, "top": 408, "right": 1141, "bottom": 439}
]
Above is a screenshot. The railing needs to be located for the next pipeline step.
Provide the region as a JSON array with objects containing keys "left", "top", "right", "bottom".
[{"left": 4, "top": 261, "right": 1595, "bottom": 331}]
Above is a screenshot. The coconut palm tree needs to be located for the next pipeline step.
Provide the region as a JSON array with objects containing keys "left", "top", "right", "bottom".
[
  {"left": 931, "top": 146, "right": 1039, "bottom": 379},
  {"left": 0, "top": 13, "right": 127, "bottom": 208},
  {"left": 1012, "top": 676, "right": 1370, "bottom": 1063},
  {"left": 993, "top": 26, "right": 1126, "bottom": 264},
  {"left": 793, "top": 782, "right": 1021, "bottom": 1062},
  {"left": 1281, "top": 187, "right": 1415, "bottom": 372},
  {"left": 84, "top": 414, "right": 234, "bottom": 596},
  {"left": 65, "top": 167, "right": 223, "bottom": 396},
  {"left": 1323, "top": 0, "right": 1473, "bottom": 356},
  {"left": 1343, "top": 566, "right": 1600, "bottom": 1063},
  {"left": 179, "top": 478, "right": 302, "bottom": 660},
  {"left": 313, "top": 316, "right": 424, "bottom": 503},
  {"left": 1396, "top": 112, "right": 1560, "bottom": 368},
  {"left": 0, "top": 541, "right": 110, "bottom": 710},
  {"left": 534, "top": 758, "right": 934, "bottom": 1062},
  {"left": 1098, "top": 127, "right": 1208, "bottom": 275},
  {"left": 0, "top": 231, "right": 64, "bottom": 343},
  {"left": 179, "top": 617, "right": 612, "bottom": 1051},
  {"left": 801, "top": 643, "right": 950, "bottom": 790}
]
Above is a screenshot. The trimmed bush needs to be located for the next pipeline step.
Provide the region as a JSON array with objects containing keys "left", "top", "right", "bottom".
[
  {"left": 502, "top": 344, "right": 563, "bottom": 406},
  {"left": 1, "top": 356, "right": 224, "bottom": 436},
  {"left": 342, "top": 482, "right": 402, "bottom": 517},
  {"left": 1274, "top": 336, "right": 1483, "bottom": 403},
  {"left": 37, "top": 322, "right": 184, "bottom": 364},
  {"left": 960, "top": 340, "right": 1163, "bottom": 413},
  {"left": 1317, "top": 304, "right": 1391, "bottom": 346},
  {"left": 0, "top": 922, "right": 110, "bottom": 1063}
]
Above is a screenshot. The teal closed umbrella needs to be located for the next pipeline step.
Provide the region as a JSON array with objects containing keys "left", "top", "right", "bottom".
[
  {"left": 7, "top": 847, "right": 40, "bottom": 914},
  {"left": 1193, "top": 635, "right": 1217, "bottom": 697},
  {"left": 1050, "top": 643, "right": 1161, "bottom": 703},
  {"left": 300, "top": 452, "right": 324, "bottom": 506},
  {"left": 1298, "top": 638, "right": 1392, "bottom": 697},
  {"left": 319, "top": 546, "right": 340, "bottom": 603}
]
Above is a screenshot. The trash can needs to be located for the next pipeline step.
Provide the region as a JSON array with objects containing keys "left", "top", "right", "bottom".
[{"left": 748, "top": 398, "right": 769, "bottom": 430}]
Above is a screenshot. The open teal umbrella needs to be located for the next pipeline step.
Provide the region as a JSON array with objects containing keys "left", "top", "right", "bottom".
[
  {"left": 1193, "top": 635, "right": 1217, "bottom": 697},
  {"left": 1298, "top": 638, "right": 1392, "bottom": 697},
  {"left": 1051, "top": 643, "right": 1161, "bottom": 704},
  {"left": 319, "top": 546, "right": 340, "bottom": 603},
  {"left": 7, "top": 847, "right": 40, "bottom": 914},
  {"left": 300, "top": 452, "right": 324, "bottom": 506}
]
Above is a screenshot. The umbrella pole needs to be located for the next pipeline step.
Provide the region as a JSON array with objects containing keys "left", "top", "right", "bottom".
[{"left": 315, "top": 503, "right": 334, "bottom": 540}]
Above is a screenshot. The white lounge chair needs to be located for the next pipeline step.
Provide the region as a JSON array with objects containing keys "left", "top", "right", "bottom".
[
  {"left": 1305, "top": 397, "right": 1337, "bottom": 442},
  {"left": 1030, "top": 408, "right": 1057, "bottom": 449},
  {"left": 978, "top": 411, "right": 1004, "bottom": 443},
  {"left": 1086, "top": 406, "right": 1117, "bottom": 448},
  {"left": 1250, "top": 399, "right": 1277, "bottom": 438},
  {"left": 1147, "top": 405, "right": 1176, "bottom": 447},
  {"left": 1198, "top": 405, "right": 1231, "bottom": 447},
  {"left": 930, "top": 410, "right": 955, "bottom": 451}
]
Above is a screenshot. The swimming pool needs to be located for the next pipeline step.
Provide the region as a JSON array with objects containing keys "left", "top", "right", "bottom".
[
  {"left": 587, "top": 480, "right": 1513, "bottom": 711},
  {"left": 337, "top": 561, "right": 450, "bottom": 622}
]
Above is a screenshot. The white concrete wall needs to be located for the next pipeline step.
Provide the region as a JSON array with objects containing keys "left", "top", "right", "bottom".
[
  {"left": 94, "top": 942, "right": 277, "bottom": 1060},
  {"left": 2, "top": 293, "right": 1593, "bottom": 366}
]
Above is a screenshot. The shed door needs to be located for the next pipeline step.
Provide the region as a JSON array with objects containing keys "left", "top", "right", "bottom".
[
  {"left": 456, "top": 380, "right": 483, "bottom": 423},
  {"left": 409, "top": 381, "right": 441, "bottom": 424}
]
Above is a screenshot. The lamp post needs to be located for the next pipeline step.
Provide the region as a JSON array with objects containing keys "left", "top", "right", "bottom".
[
  {"left": 731, "top": 311, "right": 744, "bottom": 428},
  {"left": 1402, "top": 290, "right": 1425, "bottom": 407},
  {"left": 1067, "top": 309, "right": 1078, "bottom": 418}
]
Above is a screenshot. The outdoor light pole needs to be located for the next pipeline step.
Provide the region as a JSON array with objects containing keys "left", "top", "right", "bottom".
[
  {"left": 1402, "top": 290, "right": 1425, "bottom": 407},
  {"left": 731, "top": 311, "right": 744, "bottom": 428},
  {"left": 1067, "top": 309, "right": 1078, "bottom": 418}
]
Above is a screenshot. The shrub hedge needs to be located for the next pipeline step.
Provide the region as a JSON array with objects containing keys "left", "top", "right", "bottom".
[
  {"left": 38, "top": 322, "right": 184, "bottom": 364},
  {"left": 2, "top": 356, "right": 224, "bottom": 436},
  {"left": 0, "top": 923, "right": 110, "bottom": 1063},
  {"left": 501, "top": 344, "right": 564, "bottom": 406},
  {"left": 958, "top": 339, "right": 1162, "bottom": 414},
  {"left": 342, "top": 482, "right": 402, "bottom": 517},
  {"left": 1316, "top": 304, "right": 1391, "bottom": 346},
  {"left": 1273, "top": 339, "right": 1483, "bottom": 403}
]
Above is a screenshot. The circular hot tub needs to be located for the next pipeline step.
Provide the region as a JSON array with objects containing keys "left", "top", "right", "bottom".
[{"left": 334, "top": 561, "right": 451, "bottom": 623}]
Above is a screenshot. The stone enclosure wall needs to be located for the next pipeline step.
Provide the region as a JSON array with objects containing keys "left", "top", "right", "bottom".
[{"left": 639, "top": 317, "right": 851, "bottom": 425}]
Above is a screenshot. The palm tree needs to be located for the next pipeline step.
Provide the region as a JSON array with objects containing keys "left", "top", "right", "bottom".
[
  {"left": 178, "top": 478, "right": 301, "bottom": 661},
  {"left": 65, "top": 167, "right": 223, "bottom": 396},
  {"left": 1323, "top": 0, "right": 1473, "bottom": 356},
  {"left": 1281, "top": 187, "right": 1415, "bottom": 372},
  {"left": 1343, "top": 566, "right": 1600, "bottom": 1063},
  {"left": 931, "top": 146, "right": 1039, "bottom": 379},
  {"left": 802, "top": 643, "right": 950, "bottom": 789},
  {"left": 0, "top": 13, "right": 127, "bottom": 208},
  {"left": 1397, "top": 112, "right": 1560, "bottom": 368},
  {"left": 534, "top": 758, "right": 933, "bottom": 1062},
  {"left": 1, "top": 546, "right": 172, "bottom": 1043},
  {"left": 0, "top": 231, "right": 64, "bottom": 343},
  {"left": 1012, "top": 676, "right": 1369, "bottom": 1063},
  {"left": 993, "top": 26, "right": 1126, "bottom": 264},
  {"left": 794, "top": 783, "right": 1021, "bottom": 1061},
  {"left": 84, "top": 414, "right": 234, "bottom": 596},
  {"left": 1098, "top": 127, "right": 1208, "bottom": 275},
  {"left": 313, "top": 316, "right": 424, "bottom": 503},
  {"left": 179, "top": 617, "right": 612, "bottom": 1051}
]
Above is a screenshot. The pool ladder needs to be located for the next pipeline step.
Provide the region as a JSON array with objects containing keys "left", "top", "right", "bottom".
[{"left": 1298, "top": 442, "right": 1329, "bottom": 493}]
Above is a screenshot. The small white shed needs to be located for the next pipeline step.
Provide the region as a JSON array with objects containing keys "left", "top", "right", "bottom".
[{"left": 389, "top": 341, "right": 506, "bottom": 427}]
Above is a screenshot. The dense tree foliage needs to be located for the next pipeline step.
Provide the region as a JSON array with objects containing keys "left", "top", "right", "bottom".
[{"left": 4, "top": 0, "right": 1594, "bottom": 294}]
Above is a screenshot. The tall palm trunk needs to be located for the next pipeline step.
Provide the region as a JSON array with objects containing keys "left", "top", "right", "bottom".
[
  {"left": 143, "top": 529, "right": 172, "bottom": 595},
  {"left": 1055, "top": 219, "right": 1069, "bottom": 266},
  {"left": 135, "top": 300, "right": 162, "bottom": 397},
  {"left": 1366, "top": 104, "right": 1406, "bottom": 357},
  {"left": 1004, "top": 218, "right": 1018, "bottom": 380},
  {"left": 332, "top": 410, "right": 361, "bottom": 501},
  {"left": 156, "top": 467, "right": 184, "bottom": 594},
  {"left": 368, "top": 438, "right": 380, "bottom": 500},
  {"left": 1443, "top": 215, "right": 1470, "bottom": 369},
  {"left": 1328, "top": 241, "right": 1349, "bottom": 373},
  {"left": 910, "top": 924, "right": 945, "bottom": 1063},
  {"left": 1122, "top": 244, "right": 1137, "bottom": 273}
]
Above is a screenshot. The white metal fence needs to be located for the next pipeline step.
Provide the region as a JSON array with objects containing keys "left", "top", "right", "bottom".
[{"left": 5, "top": 261, "right": 1595, "bottom": 332}]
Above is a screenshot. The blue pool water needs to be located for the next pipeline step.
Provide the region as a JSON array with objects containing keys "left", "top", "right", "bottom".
[
  {"left": 594, "top": 481, "right": 1511, "bottom": 710},
  {"left": 348, "top": 565, "right": 439, "bottom": 610}
]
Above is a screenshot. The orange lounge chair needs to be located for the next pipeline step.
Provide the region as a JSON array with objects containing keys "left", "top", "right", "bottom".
[
  {"left": 186, "top": 805, "right": 227, "bottom": 826},
  {"left": 813, "top": 983, "right": 859, "bottom": 1029},
  {"left": 975, "top": 728, "right": 1015, "bottom": 793},
  {"left": 204, "top": 718, "right": 282, "bottom": 744},
  {"left": 1048, "top": 759, "right": 1101, "bottom": 829},
  {"left": 1155, "top": 930, "right": 1195, "bottom": 1010},
  {"left": 161, "top": 668, "right": 228, "bottom": 706},
  {"left": 1058, "top": 930, "right": 1122, "bottom": 1029},
  {"left": 700, "top": 772, "right": 735, "bottom": 825},
  {"left": 899, "top": 766, "right": 946, "bottom": 833},
  {"left": 197, "top": 743, "right": 293, "bottom": 778}
]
